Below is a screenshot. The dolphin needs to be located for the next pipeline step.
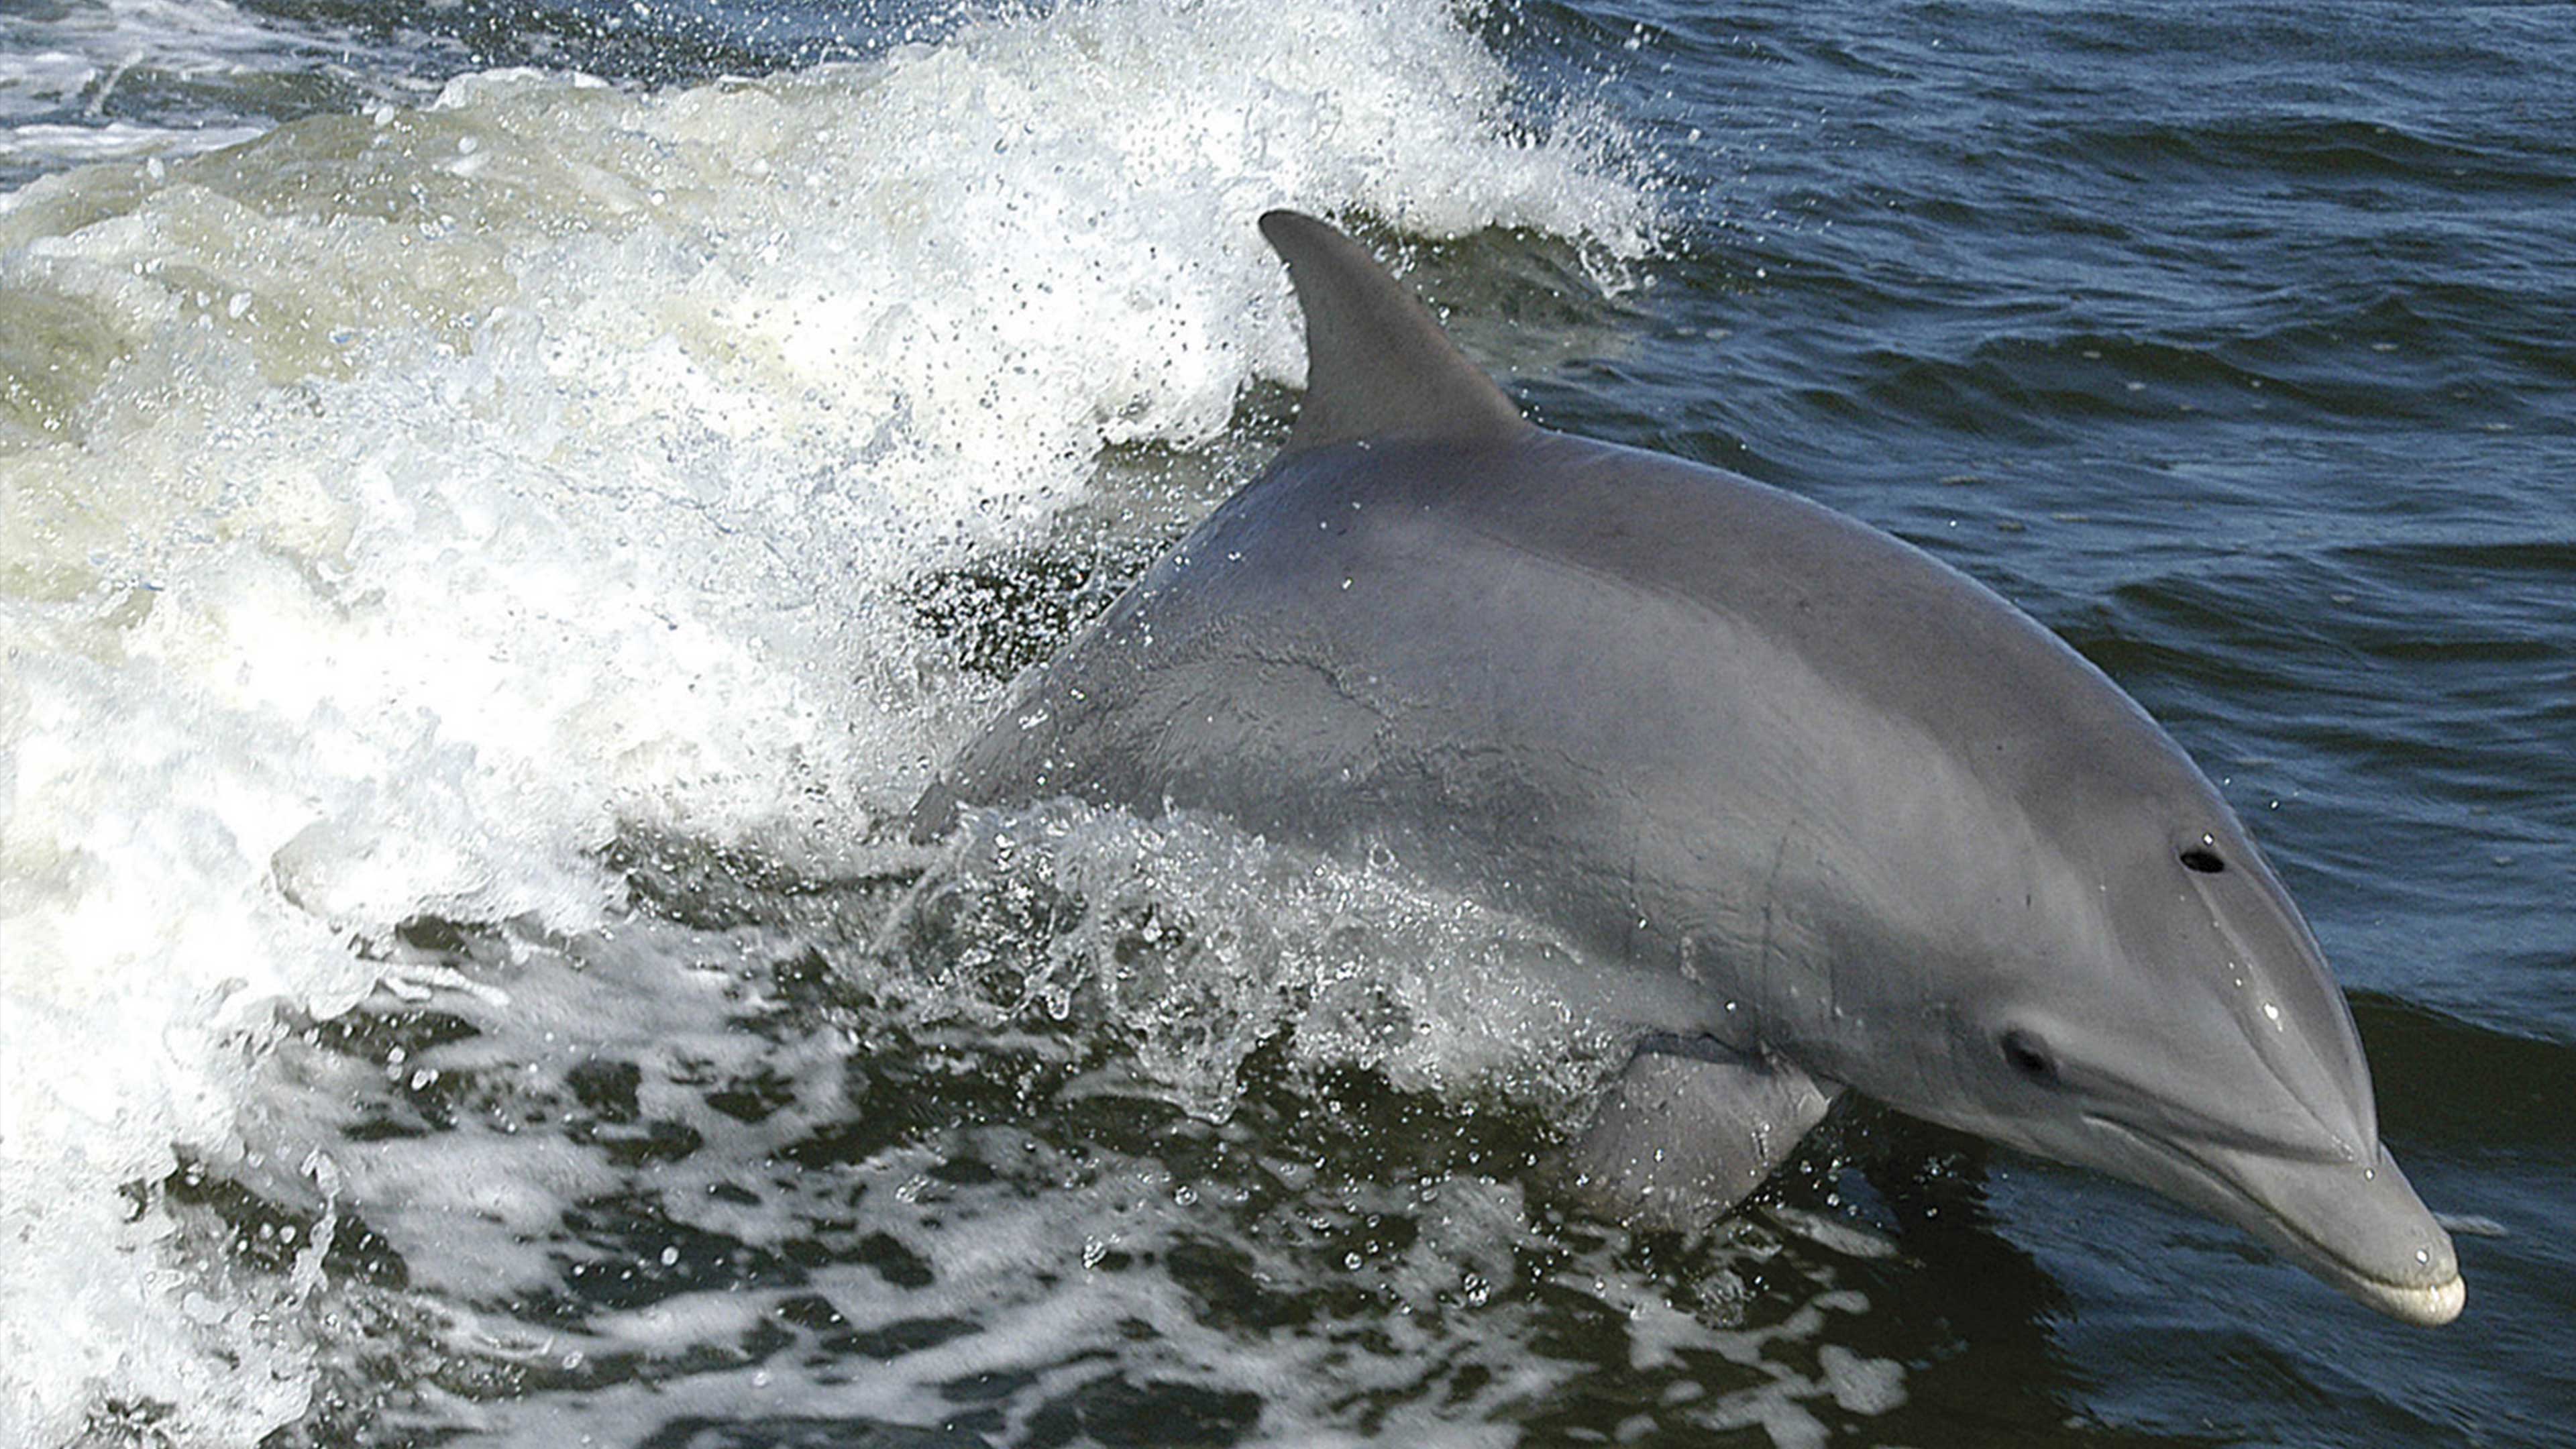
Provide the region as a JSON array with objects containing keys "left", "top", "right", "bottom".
[{"left": 915, "top": 210, "right": 2463, "bottom": 1325}]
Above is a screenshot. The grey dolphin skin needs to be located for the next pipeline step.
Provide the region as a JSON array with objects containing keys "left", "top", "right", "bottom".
[{"left": 918, "top": 210, "right": 2464, "bottom": 1325}]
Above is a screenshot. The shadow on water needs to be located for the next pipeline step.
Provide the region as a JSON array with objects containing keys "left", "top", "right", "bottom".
[{"left": 2356, "top": 994, "right": 2576, "bottom": 1148}]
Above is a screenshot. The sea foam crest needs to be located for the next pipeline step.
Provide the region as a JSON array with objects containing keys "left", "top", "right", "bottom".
[{"left": 0, "top": 0, "right": 1651, "bottom": 1442}]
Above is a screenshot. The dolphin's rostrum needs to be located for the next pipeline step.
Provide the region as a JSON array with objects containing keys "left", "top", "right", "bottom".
[{"left": 918, "top": 210, "right": 2464, "bottom": 1326}]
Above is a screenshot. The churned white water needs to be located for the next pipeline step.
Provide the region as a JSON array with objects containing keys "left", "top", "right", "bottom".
[
  {"left": 0, "top": 0, "right": 388, "bottom": 174},
  {"left": 1, "top": 1, "right": 1674, "bottom": 1442}
]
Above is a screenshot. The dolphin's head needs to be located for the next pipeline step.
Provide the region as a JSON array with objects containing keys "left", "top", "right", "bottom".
[
  {"left": 1962, "top": 805, "right": 2459, "bottom": 1324},
  {"left": 1809, "top": 735, "right": 2462, "bottom": 1325}
]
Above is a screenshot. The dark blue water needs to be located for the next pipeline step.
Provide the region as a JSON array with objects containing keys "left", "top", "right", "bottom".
[{"left": 4, "top": 1, "right": 2569, "bottom": 1444}]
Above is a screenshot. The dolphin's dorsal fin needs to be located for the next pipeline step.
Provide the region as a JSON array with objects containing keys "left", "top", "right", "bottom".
[{"left": 1259, "top": 210, "right": 1529, "bottom": 456}]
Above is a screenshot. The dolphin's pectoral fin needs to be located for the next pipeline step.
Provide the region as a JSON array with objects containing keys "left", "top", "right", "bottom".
[{"left": 1566, "top": 1045, "right": 1837, "bottom": 1233}]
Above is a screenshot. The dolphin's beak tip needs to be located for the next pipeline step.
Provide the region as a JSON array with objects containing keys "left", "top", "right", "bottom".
[
  {"left": 2389, "top": 1269, "right": 2466, "bottom": 1327},
  {"left": 2342, "top": 1155, "right": 2465, "bottom": 1326}
]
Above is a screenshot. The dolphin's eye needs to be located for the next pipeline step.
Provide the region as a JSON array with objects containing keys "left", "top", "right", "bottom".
[
  {"left": 2000, "top": 1028, "right": 2058, "bottom": 1083},
  {"left": 2180, "top": 846, "right": 2227, "bottom": 874}
]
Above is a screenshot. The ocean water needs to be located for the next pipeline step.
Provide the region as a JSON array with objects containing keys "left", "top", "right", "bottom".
[{"left": 1, "top": 0, "right": 2568, "bottom": 1445}]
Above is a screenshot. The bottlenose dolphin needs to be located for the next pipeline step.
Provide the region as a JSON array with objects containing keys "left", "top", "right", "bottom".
[{"left": 916, "top": 211, "right": 2463, "bottom": 1324}]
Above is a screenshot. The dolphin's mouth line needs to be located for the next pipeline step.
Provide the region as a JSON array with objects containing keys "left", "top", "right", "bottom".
[{"left": 2078, "top": 1113, "right": 2456, "bottom": 1309}]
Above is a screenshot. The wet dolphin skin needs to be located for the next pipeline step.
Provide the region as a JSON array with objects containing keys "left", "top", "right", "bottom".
[{"left": 922, "top": 211, "right": 2463, "bottom": 1326}]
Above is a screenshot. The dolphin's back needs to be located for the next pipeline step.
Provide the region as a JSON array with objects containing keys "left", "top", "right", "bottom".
[
  {"left": 933, "top": 426, "right": 2199, "bottom": 1010},
  {"left": 943, "top": 208, "right": 2211, "bottom": 912}
]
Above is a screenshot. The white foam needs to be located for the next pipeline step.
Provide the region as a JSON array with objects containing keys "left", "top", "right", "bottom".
[
  {"left": 237, "top": 926, "right": 1887, "bottom": 1446},
  {"left": 0, "top": 119, "right": 270, "bottom": 166},
  {"left": 0, "top": 0, "right": 1654, "bottom": 1441}
]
